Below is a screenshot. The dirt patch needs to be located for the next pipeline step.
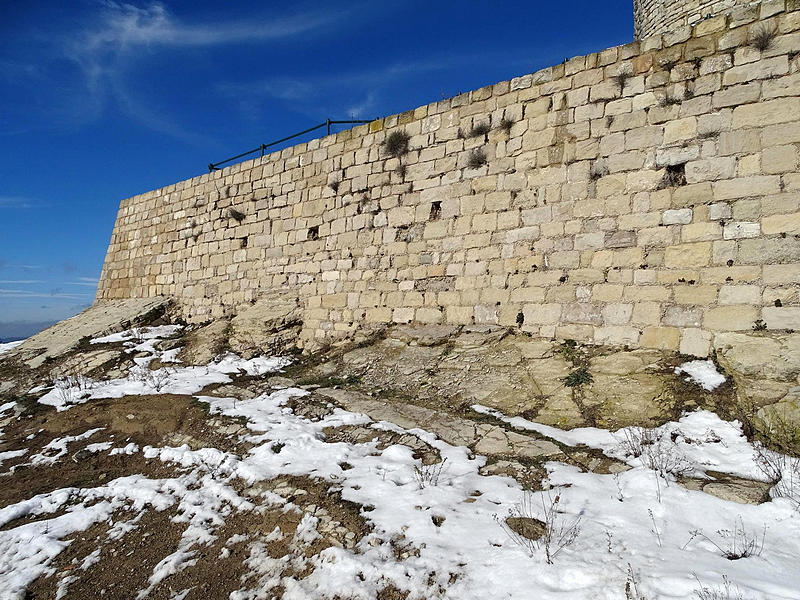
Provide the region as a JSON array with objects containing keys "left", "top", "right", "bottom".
[
  {"left": 25, "top": 509, "right": 185, "bottom": 600},
  {"left": 0, "top": 395, "right": 251, "bottom": 510}
]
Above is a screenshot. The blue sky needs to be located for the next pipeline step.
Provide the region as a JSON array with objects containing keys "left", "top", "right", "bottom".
[{"left": 0, "top": 0, "right": 632, "bottom": 340}]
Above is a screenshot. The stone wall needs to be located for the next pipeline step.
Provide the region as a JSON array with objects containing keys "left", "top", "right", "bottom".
[
  {"left": 97, "top": 1, "right": 800, "bottom": 356},
  {"left": 634, "top": 0, "right": 763, "bottom": 38}
]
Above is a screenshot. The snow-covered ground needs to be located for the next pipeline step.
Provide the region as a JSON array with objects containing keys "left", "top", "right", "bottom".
[
  {"left": 0, "top": 340, "right": 23, "bottom": 355},
  {"left": 0, "top": 326, "right": 798, "bottom": 599}
]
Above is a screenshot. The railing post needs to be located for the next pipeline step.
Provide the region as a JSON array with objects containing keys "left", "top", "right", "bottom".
[{"left": 326, "top": 118, "right": 331, "bottom": 135}]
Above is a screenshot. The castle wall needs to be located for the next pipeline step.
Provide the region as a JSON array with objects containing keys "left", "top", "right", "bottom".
[
  {"left": 97, "top": 1, "right": 800, "bottom": 356},
  {"left": 634, "top": 0, "right": 762, "bottom": 38}
]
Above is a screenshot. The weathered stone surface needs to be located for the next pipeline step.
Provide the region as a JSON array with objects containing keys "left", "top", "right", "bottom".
[
  {"left": 179, "top": 319, "right": 230, "bottom": 365},
  {"left": 681, "top": 474, "right": 772, "bottom": 504},
  {"left": 310, "top": 328, "right": 740, "bottom": 432},
  {"left": 229, "top": 292, "right": 302, "bottom": 357},
  {"left": 714, "top": 331, "right": 800, "bottom": 381},
  {"left": 315, "top": 387, "right": 561, "bottom": 458},
  {"left": 4, "top": 298, "right": 171, "bottom": 369}
]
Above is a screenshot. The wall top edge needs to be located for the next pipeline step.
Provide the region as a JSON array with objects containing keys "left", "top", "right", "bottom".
[{"left": 116, "top": 0, "right": 798, "bottom": 208}]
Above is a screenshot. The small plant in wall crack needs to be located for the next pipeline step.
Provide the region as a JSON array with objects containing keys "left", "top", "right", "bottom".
[
  {"left": 498, "top": 117, "right": 514, "bottom": 134},
  {"left": 382, "top": 130, "right": 411, "bottom": 158},
  {"left": 750, "top": 25, "right": 777, "bottom": 52},
  {"left": 468, "top": 121, "right": 491, "bottom": 138},
  {"left": 613, "top": 68, "right": 633, "bottom": 93},
  {"left": 227, "top": 207, "right": 246, "bottom": 222},
  {"left": 659, "top": 164, "right": 687, "bottom": 188},
  {"left": 659, "top": 93, "right": 683, "bottom": 107},
  {"left": 467, "top": 148, "right": 488, "bottom": 169},
  {"left": 590, "top": 160, "right": 609, "bottom": 181}
]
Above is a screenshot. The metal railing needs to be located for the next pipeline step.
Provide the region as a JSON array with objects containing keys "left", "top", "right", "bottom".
[{"left": 208, "top": 118, "right": 376, "bottom": 172}]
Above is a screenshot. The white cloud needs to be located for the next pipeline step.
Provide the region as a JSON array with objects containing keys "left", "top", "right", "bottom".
[
  {"left": 0, "top": 196, "right": 36, "bottom": 209},
  {"left": 0, "top": 289, "right": 93, "bottom": 301}
]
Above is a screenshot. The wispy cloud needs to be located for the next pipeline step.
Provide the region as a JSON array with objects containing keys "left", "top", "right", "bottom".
[
  {"left": 66, "top": 278, "right": 99, "bottom": 287},
  {"left": 0, "top": 280, "right": 45, "bottom": 285},
  {"left": 0, "top": 289, "right": 93, "bottom": 301},
  {"left": 7, "top": 2, "right": 349, "bottom": 141},
  {"left": 0, "top": 196, "right": 37, "bottom": 209},
  {"left": 80, "top": 2, "right": 341, "bottom": 50},
  {"left": 69, "top": 2, "right": 346, "bottom": 95}
]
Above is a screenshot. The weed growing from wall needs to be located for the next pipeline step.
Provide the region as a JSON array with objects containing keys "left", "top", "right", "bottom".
[
  {"left": 498, "top": 117, "right": 514, "bottom": 134},
  {"left": 750, "top": 25, "right": 777, "bottom": 52},
  {"left": 469, "top": 122, "right": 491, "bottom": 138},
  {"left": 467, "top": 148, "right": 487, "bottom": 169},
  {"left": 382, "top": 130, "right": 411, "bottom": 158},
  {"left": 227, "top": 208, "right": 245, "bottom": 222}
]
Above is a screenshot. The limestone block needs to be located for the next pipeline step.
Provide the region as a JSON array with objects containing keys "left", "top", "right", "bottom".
[
  {"left": 662, "top": 208, "right": 693, "bottom": 225},
  {"left": 594, "top": 326, "right": 640, "bottom": 346},
  {"left": 663, "top": 306, "right": 702, "bottom": 328},
  {"left": 714, "top": 331, "right": 800, "bottom": 380},
  {"left": 719, "top": 130, "right": 761, "bottom": 156},
  {"left": 657, "top": 146, "right": 701, "bottom": 170},
  {"left": 664, "top": 242, "right": 712, "bottom": 268},
  {"left": 673, "top": 285, "right": 719, "bottom": 305},
  {"left": 762, "top": 205, "right": 800, "bottom": 231},
  {"left": 393, "top": 307, "right": 414, "bottom": 323},
  {"left": 602, "top": 303, "right": 633, "bottom": 325},
  {"left": 762, "top": 145, "right": 797, "bottom": 174},
  {"left": 663, "top": 117, "right": 697, "bottom": 144},
  {"left": 562, "top": 303, "right": 603, "bottom": 325},
  {"left": 723, "top": 222, "right": 761, "bottom": 240},
  {"left": 605, "top": 230, "right": 637, "bottom": 248},
  {"left": 640, "top": 326, "right": 680, "bottom": 350},
  {"left": 723, "top": 57, "right": 789, "bottom": 86},
  {"left": 738, "top": 237, "right": 800, "bottom": 263},
  {"left": 704, "top": 305, "right": 760, "bottom": 331},
  {"left": 575, "top": 232, "right": 605, "bottom": 250},
  {"left": 713, "top": 176, "right": 781, "bottom": 200},
  {"left": 763, "top": 307, "right": 800, "bottom": 330},
  {"left": 445, "top": 306, "right": 473, "bottom": 325},
  {"left": 685, "top": 158, "right": 737, "bottom": 183},
  {"left": 708, "top": 202, "right": 733, "bottom": 220},
  {"left": 679, "top": 328, "right": 712, "bottom": 357},
  {"left": 473, "top": 305, "right": 498, "bottom": 324},
  {"left": 719, "top": 285, "right": 763, "bottom": 306},
  {"left": 762, "top": 72, "right": 800, "bottom": 100},
  {"left": 682, "top": 222, "right": 723, "bottom": 242},
  {"left": 763, "top": 263, "right": 800, "bottom": 284},
  {"left": 522, "top": 303, "right": 562, "bottom": 325},
  {"left": 732, "top": 98, "right": 800, "bottom": 128},
  {"left": 631, "top": 302, "right": 662, "bottom": 326}
]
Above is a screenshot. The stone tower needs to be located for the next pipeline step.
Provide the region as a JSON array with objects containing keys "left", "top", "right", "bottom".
[{"left": 634, "top": 0, "right": 760, "bottom": 38}]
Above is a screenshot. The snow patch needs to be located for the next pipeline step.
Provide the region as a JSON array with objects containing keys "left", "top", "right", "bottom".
[{"left": 675, "top": 360, "right": 727, "bottom": 391}]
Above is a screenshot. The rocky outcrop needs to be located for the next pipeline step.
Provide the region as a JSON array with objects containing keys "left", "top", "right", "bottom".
[
  {"left": 715, "top": 331, "right": 800, "bottom": 443},
  {"left": 308, "top": 324, "right": 734, "bottom": 430}
]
